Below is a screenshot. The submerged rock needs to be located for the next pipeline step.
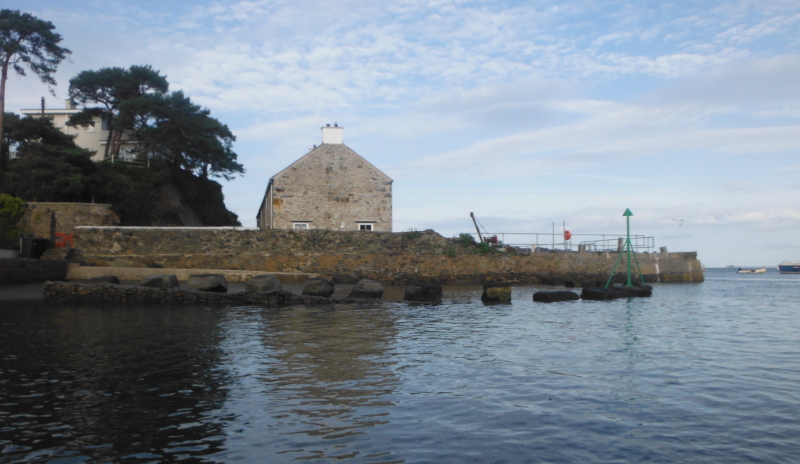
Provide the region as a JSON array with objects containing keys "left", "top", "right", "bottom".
[
  {"left": 404, "top": 282, "right": 443, "bottom": 303},
  {"left": 245, "top": 274, "right": 282, "bottom": 293},
  {"left": 349, "top": 279, "right": 384, "bottom": 299},
  {"left": 580, "top": 284, "right": 652, "bottom": 300},
  {"left": 140, "top": 274, "right": 179, "bottom": 288},
  {"left": 187, "top": 274, "right": 228, "bottom": 293},
  {"left": 481, "top": 282, "right": 512, "bottom": 303},
  {"left": 533, "top": 291, "right": 579, "bottom": 302},
  {"left": 302, "top": 278, "right": 335, "bottom": 298}
]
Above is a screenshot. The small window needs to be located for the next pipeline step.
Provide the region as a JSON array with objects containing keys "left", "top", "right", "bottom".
[
  {"left": 294, "top": 223, "right": 308, "bottom": 230},
  {"left": 100, "top": 117, "right": 110, "bottom": 131},
  {"left": 359, "top": 224, "right": 373, "bottom": 231}
]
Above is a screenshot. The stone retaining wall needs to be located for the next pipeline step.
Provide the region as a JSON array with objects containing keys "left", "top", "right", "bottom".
[
  {"left": 20, "top": 203, "right": 120, "bottom": 238},
  {"left": 43, "top": 281, "right": 361, "bottom": 306},
  {"left": 70, "top": 227, "right": 704, "bottom": 285},
  {"left": 0, "top": 259, "right": 70, "bottom": 285}
]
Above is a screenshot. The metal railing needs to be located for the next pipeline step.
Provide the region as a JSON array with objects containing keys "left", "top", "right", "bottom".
[{"left": 465, "top": 232, "right": 655, "bottom": 253}]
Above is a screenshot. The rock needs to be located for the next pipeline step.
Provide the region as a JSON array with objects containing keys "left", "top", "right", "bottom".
[
  {"left": 245, "top": 274, "right": 282, "bottom": 293},
  {"left": 612, "top": 284, "right": 652, "bottom": 297},
  {"left": 349, "top": 279, "right": 384, "bottom": 299},
  {"left": 302, "top": 278, "right": 335, "bottom": 297},
  {"left": 481, "top": 282, "right": 512, "bottom": 303},
  {"left": 580, "top": 287, "right": 620, "bottom": 301},
  {"left": 533, "top": 291, "right": 579, "bottom": 302},
  {"left": 580, "top": 284, "right": 652, "bottom": 300},
  {"left": 88, "top": 275, "right": 120, "bottom": 285},
  {"left": 187, "top": 274, "right": 228, "bottom": 293},
  {"left": 140, "top": 274, "right": 179, "bottom": 288},
  {"left": 404, "top": 282, "right": 443, "bottom": 303}
]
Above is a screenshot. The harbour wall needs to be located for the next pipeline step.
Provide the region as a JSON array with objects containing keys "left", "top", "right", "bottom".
[
  {"left": 0, "top": 258, "right": 70, "bottom": 285},
  {"left": 69, "top": 227, "right": 704, "bottom": 286}
]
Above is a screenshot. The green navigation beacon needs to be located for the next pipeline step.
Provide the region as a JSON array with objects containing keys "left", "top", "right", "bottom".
[{"left": 604, "top": 208, "right": 646, "bottom": 289}]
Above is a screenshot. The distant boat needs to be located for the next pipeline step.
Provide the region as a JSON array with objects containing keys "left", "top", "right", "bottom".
[
  {"left": 738, "top": 268, "right": 766, "bottom": 274},
  {"left": 778, "top": 262, "right": 800, "bottom": 274}
]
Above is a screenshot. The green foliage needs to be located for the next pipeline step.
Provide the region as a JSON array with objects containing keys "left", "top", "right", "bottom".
[
  {"left": 445, "top": 247, "right": 456, "bottom": 258},
  {"left": 90, "top": 162, "right": 170, "bottom": 225},
  {"left": 0, "top": 10, "right": 71, "bottom": 87},
  {"left": 459, "top": 233, "right": 477, "bottom": 246},
  {"left": 129, "top": 91, "right": 244, "bottom": 180},
  {"left": 0, "top": 193, "right": 26, "bottom": 243},
  {"left": 67, "top": 66, "right": 243, "bottom": 180},
  {"left": 0, "top": 9, "right": 71, "bottom": 175},
  {"left": 2, "top": 112, "right": 78, "bottom": 159},
  {"left": 478, "top": 242, "right": 492, "bottom": 254},
  {"left": 169, "top": 166, "right": 240, "bottom": 226},
  {"left": 406, "top": 228, "right": 421, "bottom": 239},
  {"left": 4, "top": 113, "right": 97, "bottom": 202},
  {"left": 68, "top": 65, "right": 168, "bottom": 160}
]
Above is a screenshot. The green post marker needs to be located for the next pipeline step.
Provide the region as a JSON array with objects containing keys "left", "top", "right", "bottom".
[
  {"left": 624, "top": 208, "right": 633, "bottom": 287},
  {"left": 604, "top": 208, "right": 645, "bottom": 289}
]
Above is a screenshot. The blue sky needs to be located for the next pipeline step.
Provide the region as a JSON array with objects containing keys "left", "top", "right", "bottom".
[{"left": 8, "top": 0, "right": 800, "bottom": 267}]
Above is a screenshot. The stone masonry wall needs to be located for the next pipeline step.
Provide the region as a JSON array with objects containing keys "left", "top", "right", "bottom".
[
  {"left": 72, "top": 227, "right": 704, "bottom": 285},
  {"left": 19, "top": 203, "right": 120, "bottom": 238},
  {"left": 265, "top": 144, "right": 392, "bottom": 232}
]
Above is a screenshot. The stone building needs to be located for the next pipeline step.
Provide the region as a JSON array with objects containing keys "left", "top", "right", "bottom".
[{"left": 257, "top": 125, "right": 392, "bottom": 231}]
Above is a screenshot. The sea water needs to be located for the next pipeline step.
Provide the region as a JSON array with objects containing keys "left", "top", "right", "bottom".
[{"left": 1, "top": 268, "right": 798, "bottom": 463}]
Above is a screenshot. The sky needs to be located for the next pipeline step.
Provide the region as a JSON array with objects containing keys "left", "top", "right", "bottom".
[{"left": 6, "top": 0, "right": 800, "bottom": 267}]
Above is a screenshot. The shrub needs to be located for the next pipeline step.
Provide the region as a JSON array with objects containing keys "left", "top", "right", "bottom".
[
  {"left": 0, "top": 194, "right": 27, "bottom": 245},
  {"left": 478, "top": 242, "right": 491, "bottom": 254},
  {"left": 459, "top": 233, "right": 477, "bottom": 246}
]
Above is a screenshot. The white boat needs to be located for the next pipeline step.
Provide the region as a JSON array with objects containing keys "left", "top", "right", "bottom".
[{"left": 737, "top": 268, "right": 766, "bottom": 274}]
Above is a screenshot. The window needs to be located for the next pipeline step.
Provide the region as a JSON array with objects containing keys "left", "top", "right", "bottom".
[
  {"left": 359, "top": 224, "right": 373, "bottom": 231},
  {"left": 294, "top": 223, "right": 308, "bottom": 230}
]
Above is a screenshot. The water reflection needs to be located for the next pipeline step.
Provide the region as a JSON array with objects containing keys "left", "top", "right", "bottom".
[
  {"left": 0, "top": 303, "right": 231, "bottom": 463},
  {"left": 213, "top": 303, "right": 402, "bottom": 461}
]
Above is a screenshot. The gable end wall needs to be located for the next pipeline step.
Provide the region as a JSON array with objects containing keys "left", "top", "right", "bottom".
[{"left": 263, "top": 144, "right": 392, "bottom": 231}]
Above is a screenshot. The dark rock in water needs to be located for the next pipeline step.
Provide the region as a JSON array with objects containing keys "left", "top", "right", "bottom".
[
  {"left": 581, "top": 284, "right": 652, "bottom": 300},
  {"left": 302, "top": 278, "right": 335, "bottom": 298},
  {"left": 349, "top": 279, "right": 384, "bottom": 299},
  {"left": 580, "top": 287, "right": 620, "bottom": 300},
  {"left": 481, "top": 282, "right": 512, "bottom": 303},
  {"left": 140, "top": 274, "right": 179, "bottom": 288},
  {"left": 404, "top": 282, "right": 443, "bottom": 303},
  {"left": 88, "top": 275, "right": 120, "bottom": 285},
  {"left": 612, "top": 284, "right": 652, "bottom": 297},
  {"left": 245, "top": 274, "right": 282, "bottom": 293},
  {"left": 187, "top": 274, "right": 228, "bottom": 293},
  {"left": 533, "top": 291, "right": 579, "bottom": 302}
]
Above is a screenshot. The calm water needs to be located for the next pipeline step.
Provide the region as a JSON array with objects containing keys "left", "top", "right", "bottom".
[{"left": 1, "top": 268, "right": 799, "bottom": 463}]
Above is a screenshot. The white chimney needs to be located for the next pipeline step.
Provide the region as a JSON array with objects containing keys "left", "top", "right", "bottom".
[{"left": 321, "top": 123, "right": 343, "bottom": 144}]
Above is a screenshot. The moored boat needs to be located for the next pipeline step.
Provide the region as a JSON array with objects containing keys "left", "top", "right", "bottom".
[
  {"left": 778, "top": 262, "right": 800, "bottom": 274},
  {"left": 738, "top": 268, "right": 767, "bottom": 274}
]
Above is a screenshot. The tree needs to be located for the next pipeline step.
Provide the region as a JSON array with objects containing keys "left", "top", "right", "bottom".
[
  {"left": 2, "top": 111, "right": 78, "bottom": 159},
  {"left": 67, "top": 65, "right": 168, "bottom": 160},
  {"left": 0, "top": 193, "right": 25, "bottom": 246},
  {"left": 128, "top": 91, "right": 244, "bottom": 180},
  {"left": 0, "top": 9, "right": 70, "bottom": 174},
  {"left": 3, "top": 112, "right": 95, "bottom": 202}
]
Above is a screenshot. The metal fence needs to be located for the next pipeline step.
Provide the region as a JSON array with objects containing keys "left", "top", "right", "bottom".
[{"left": 465, "top": 232, "right": 656, "bottom": 253}]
